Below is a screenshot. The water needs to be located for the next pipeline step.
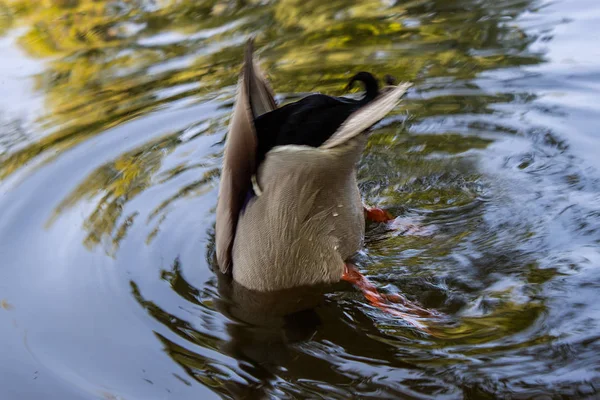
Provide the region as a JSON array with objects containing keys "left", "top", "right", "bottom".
[{"left": 1, "top": 0, "right": 599, "bottom": 398}]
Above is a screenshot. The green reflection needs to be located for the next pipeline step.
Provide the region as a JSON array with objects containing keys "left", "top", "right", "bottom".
[
  {"left": 0, "top": 0, "right": 542, "bottom": 181},
  {"left": 2, "top": 0, "right": 543, "bottom": 256},
  {"left": 46, "top": 133, "right": 182, "bottom": 255},
  {"left": 430, "top": 301, "right": 546, "bottom": 345}
]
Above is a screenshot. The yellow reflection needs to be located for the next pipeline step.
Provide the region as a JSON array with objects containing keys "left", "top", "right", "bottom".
[
  {"left": 46, "top": 134, "right": 180, "bottom": 255},
  {"left": 1, "top": 0, "right": 541, "bottom": 254}
]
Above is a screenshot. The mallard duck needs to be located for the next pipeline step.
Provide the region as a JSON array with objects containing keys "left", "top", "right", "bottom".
[{"left": 215, "top": 39, "right": 411, "bottom": 293}]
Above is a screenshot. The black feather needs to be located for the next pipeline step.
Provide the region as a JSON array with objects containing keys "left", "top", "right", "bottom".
[{"left": 254, "top": 72, "right": 379, "bottom": 166}]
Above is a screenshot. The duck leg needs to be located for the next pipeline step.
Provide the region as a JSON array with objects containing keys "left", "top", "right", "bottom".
[{"left": 341, "top": 263, "right": 440, "bottom": 332}]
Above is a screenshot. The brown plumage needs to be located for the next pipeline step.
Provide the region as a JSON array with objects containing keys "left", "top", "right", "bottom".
[{"left": 215, "top": 39, "right": 411, "bottom": 292}]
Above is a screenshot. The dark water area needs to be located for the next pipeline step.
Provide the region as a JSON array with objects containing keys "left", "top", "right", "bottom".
[{"left": 1, "top": 0, "right": 600, "bottom": 398}]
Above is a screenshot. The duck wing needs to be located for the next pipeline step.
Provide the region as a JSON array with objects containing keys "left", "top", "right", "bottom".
[
  {"left": 321, "top": 82, "right": 412, "bottom": 149},
  {"left": 216, "top": 38, "right": 277, "bottom": 274}
]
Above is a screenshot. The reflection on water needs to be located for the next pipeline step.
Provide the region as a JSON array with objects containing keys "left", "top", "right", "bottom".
[{"left": 1, "top": 0, "right": 600, "bottom": 398}]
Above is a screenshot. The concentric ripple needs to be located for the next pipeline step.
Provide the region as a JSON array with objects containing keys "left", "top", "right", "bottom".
[{"left": 1, "top": 0, "right": 600, "bottom": 398}]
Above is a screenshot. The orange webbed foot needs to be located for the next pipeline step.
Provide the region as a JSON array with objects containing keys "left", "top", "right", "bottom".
[
  {"left": 364, "top": 206, "right": 395, "bottom": 223},
  {"left": 341, "top": 263, "right": 441, "bottom": 333},
  {"left": 364, "top": 206, "right": 435, "bottom": 237}
]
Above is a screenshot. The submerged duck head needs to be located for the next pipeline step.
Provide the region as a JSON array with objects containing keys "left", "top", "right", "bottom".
[{"left": 215, "top": 39, "right": 410, "bottom": 292}]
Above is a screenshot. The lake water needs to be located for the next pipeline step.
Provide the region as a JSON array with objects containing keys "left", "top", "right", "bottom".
[{"left": 1, "top": 0, "right": 600, "bottom": 398}]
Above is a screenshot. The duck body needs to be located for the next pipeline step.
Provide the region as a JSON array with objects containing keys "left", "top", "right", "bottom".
[
  {"left": 232, "top": 136, "right": 366, "bottom": 291},
  {"left": 215, "top": 39, "right": 410, "bottom": 292}
]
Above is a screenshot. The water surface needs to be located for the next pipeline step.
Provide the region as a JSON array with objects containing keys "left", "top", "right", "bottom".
[{"left": 1, "top": 0, "right": 600, "bottom": 398}]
